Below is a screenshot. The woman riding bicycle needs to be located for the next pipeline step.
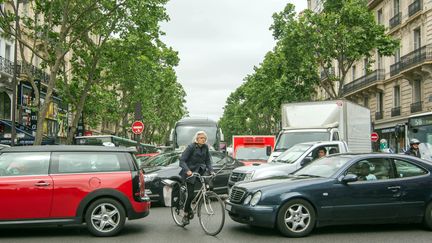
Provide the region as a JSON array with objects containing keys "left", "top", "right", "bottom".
[{"left": 179, "top": 131, "right": 215, "bottom": 225}]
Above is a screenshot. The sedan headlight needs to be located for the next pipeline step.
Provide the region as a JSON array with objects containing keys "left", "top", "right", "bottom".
[
  {"left": 243, "top": 195, "right": 252, "bottom": 205},
  {"left": 250, "top": 191, "right": 261, "bottom": 206},
  {"left": 144, "top": 173, "right": 158, "bottom": 182},
  {"left": 244, "top": 172, "right": 255, "bottom": 181}
]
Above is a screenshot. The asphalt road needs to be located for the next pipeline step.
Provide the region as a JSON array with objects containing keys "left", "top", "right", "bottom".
[{"left": 0, "top": 206, "right": 431, "bottom": 243}]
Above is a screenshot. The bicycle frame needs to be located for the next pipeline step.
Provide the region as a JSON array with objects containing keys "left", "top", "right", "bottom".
[{"left": 186, "top": 173, "right": 213, "bottom": 214}]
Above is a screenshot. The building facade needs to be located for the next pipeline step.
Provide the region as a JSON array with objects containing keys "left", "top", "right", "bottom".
[{"left": 310, "top": 0, "right": 432, "bottom": 153}]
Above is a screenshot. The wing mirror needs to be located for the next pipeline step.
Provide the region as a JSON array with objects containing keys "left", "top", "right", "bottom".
[
  {"left": 266, "top": 146, "right": 272, "bottom": 156},
  {"left": 300, "top": 157, "right": 312, "bottom": 166},
  {"left": 341, "top": 173, "right": 358, "bottom": 183}
]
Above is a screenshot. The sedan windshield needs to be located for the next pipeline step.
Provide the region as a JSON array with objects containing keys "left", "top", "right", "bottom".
[
  {"left": 273, "top": 144, "right": 312, "bottom": 164},
  {"left": 293, "top": 156, "right": 351, "bottom": 177}
]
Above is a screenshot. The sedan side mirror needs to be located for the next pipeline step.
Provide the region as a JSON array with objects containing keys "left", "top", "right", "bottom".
[
  {"left": 341, "top": 173, "right": 358, "bottom": 183},
  {"left": 300, "top": 157, "right": 312, "bottom": 166}
]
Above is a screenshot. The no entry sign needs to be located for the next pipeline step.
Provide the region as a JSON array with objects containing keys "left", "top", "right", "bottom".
[
  {"left": 371, "top": 132, "right": 379, "bottom": 142},
  {"left": 132, "top": 121, "right": 144, "bottom": 135}
]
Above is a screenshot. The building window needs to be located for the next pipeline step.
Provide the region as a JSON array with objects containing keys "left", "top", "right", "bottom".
[
  {"left": 364, "top": 96, "right": 369, "bottom": 108},
  {"left": 394, "top": 86, "right": 400, "bottom": 107},
  {"left": 377, "top": 9, "right": 383, "bottom": 25},
  {"left": 393, "top": 0, "right": 400, "bottom": 15},
  {"left": 363, "top": 58, "right": 368, "bottom": 75},
  {"left": 394, "top": 48, "right": 400, "bottom": 63},
  {"left": 413, "top": 79, "right": 422, "bottom": 103},
  {"left": 352, "top": 65, "right": 356, "bottom": 81},
  {"left": 5, "top": 44, "right": 11, "bottom": 61},
  {"left": 377, "top": 92, "right": 384, "bottom": 112},
  {"left": 0, "top": 92, "right": 11, "bottom": 120},
  {"left": 414, "top": 28, "right": 421, "bottom": 50},
  {"left": 377, "top": 53, "right": 383, "bottom": 70}
]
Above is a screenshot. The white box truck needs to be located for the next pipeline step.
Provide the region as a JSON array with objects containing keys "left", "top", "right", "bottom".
[{"left": 269, "top": 100, "right": 371, "bottom": 161}]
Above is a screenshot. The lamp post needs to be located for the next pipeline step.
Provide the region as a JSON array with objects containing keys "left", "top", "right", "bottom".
[{"left": 11, "top": 2, "right": 19, "bottom": 146}]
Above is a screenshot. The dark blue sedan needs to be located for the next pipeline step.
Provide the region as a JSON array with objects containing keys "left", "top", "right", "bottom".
[{"left": 226, "top": 153, "right": 432, "bottom": 237}]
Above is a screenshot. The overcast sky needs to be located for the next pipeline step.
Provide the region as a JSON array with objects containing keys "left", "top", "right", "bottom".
[{"left": 160, "top": 0, "right": 307, "bottom": 122}]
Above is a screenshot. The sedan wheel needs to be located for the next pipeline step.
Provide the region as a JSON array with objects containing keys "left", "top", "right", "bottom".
[
  {"left": 85, "top": 198, "right": 126, "bottom": 237},
  {"left": 276, "top": 199, "right": 316, "bottom": 237},
  {"left": 423, "top": 202, "right": 432, "bottom": 230}
]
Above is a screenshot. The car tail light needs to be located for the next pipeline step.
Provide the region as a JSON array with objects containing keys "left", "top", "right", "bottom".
[
  {"left": 139, "top": 170, "right": 145, "bottom": 198},
  {"left": 132, "top": 170, "right": 146, "bottom": 201}
]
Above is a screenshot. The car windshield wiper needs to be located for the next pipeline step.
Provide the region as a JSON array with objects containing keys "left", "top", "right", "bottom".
[{"left": 295, "top": 174, "right": 322, "bottom": 178}]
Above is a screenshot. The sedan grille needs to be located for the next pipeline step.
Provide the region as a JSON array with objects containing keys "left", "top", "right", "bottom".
[
  {"left": 229, "top": 187, "right": 246, "bottom": 203},
  {"left": 230, "top": 172, "right": 246, "bottom": 182}
]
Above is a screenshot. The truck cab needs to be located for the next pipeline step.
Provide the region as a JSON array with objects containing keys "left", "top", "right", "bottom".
[
  {"left": 232, "top": 135, "right": 275, "bottom": 166},
  {"left": 228, "top": 141, "right": 348, "bottom": 187},
  {"left": 269, "top": 100, "right": 371, "bottom": 162}
]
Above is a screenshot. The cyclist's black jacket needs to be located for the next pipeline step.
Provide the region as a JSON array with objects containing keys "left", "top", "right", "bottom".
[{"left": 179, "top": 143, "right": 213, "bottom": 181}]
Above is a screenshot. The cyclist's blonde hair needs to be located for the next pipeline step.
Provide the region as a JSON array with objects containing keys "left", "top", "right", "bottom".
[{"left": 193, "top": 131, "right": 208, "bottom": 143}]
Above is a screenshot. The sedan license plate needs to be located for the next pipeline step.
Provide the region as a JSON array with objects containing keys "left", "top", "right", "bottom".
[{"left": 225, "top": 204, "right": 232, "bottom": 212}]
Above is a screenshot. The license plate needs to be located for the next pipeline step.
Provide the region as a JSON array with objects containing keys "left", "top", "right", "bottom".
[{"left": 225, "top": 204, "right": 232, "bottom": 211}]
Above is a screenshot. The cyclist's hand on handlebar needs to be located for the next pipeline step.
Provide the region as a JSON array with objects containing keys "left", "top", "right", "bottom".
[
  {"left": 210, "top": 171, "right": 216, "bottom": 176},
  {"left": 186, "top": 170, "right": 192, "bottom": 176}
]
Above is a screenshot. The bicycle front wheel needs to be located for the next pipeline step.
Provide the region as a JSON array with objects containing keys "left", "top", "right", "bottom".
[{"left": 197, "top": 191, "right": 225, "bottom": 236}]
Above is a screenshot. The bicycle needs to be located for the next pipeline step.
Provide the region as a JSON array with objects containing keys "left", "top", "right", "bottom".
[{"left": 165, "top": 172, "right": 225, "bottom": 236}]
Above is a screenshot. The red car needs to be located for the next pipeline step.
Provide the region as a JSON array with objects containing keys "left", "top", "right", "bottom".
[{"left": 0, "top": 145, "right": 150, "bottom": 237}]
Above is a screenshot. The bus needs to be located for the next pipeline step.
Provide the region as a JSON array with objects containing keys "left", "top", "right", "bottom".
[
  {"left": 75, "top": 135, "right": 157, "bottom": 154},
  {"left": 169, "top": 117, "right": 224, "bottom": 151}
]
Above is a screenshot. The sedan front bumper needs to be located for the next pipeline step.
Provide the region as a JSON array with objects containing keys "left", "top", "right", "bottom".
[{"left": 225, "top": 200, "right": 278, "bottom": 228}]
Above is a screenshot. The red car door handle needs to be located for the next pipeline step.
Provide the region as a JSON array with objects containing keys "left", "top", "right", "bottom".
[{"left": 34, "top": 182, "right": 50, "bottom": 187}]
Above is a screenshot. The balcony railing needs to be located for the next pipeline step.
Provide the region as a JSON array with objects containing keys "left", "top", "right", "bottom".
[
  {"left": 17, "top": 60, "right": 50, "bottom": 84},
  {"left": 0, "top": 56, "right": 14, "bottom": 76},
  {"left": 409, "top": 0, "right": 422, "bottom": 17},
  {"left": 389, "top": 12, "right": 401, "bottom": 28},
  {"left": 391, "top": 106, "right": 401, "bottom": 117},
  {"left": 390, "top": 44, "right": 432, "bottom": 76},
  {"left": 320, "top": 67, "right": 335, "bottom": 80},
  {"left": 375, "top": 111, "right": 383, "bottom": 120},
  {"left": 411, "top": 101, "right": 423, "bottom": 113},
  {"left": 342, "top": 69, "right": 385, "bottom": 95}
]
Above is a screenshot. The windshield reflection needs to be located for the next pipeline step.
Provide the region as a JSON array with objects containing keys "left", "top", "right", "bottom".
[
  {"left": 293, "top": 156, "right": 351, "bottom": 178},
  {"left": 274, "top": 144, "right": 312, "bottom": 164}
]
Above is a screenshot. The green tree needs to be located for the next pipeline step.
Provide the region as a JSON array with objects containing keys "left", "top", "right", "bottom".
[
  {"left": 0, "top": 0, "right": 131, "bottom": 144},
  {"left": 272, "top": 0, "right": 399, "bottom": 98}
]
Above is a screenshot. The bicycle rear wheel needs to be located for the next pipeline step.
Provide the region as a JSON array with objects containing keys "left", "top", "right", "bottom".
[
  {"left": 197, "top": 191, "right": 225, "bottom": 236},
  {"left": 171, "top": 206, "right": 187, "bottom": 227},
  {"left": 171, "top": 184, "right": 187, "bottom": 227}
]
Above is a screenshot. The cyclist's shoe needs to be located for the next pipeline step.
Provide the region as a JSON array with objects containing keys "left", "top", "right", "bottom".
[
  {"left": 182, "top": 215, "right": 190, "bottom": 226},
  {"left": 188, "top": 212, "right": 194, "bottom": 220}
]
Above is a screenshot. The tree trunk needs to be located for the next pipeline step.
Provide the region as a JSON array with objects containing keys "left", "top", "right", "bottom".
[
  {"left": 34, "top": 62, "right": 61, "bottom": 145},
  {"left": 65, "top": 80, "right": 93, "bottom": 144}
]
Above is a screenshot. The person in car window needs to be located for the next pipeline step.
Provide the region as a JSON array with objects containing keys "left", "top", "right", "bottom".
[
  {"left": 405, "top": 138, "right": 421, "bottom": 158},
  {"left": 179, "top": 131, "right": 215, "bottom": 225},
  {"left": 317, "top": 147, "right": 327, "bottom": 159},
  {"left": 358, "top": 162, "right": 377, "bottom": 181}
]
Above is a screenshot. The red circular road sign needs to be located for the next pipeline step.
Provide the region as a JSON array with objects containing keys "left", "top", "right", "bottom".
[
  {"left": 371, "top": 132, "right": 379, "bottom": 142},
  {"left": 132, "top": 121, "right": 144, "bottom": 135}
]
